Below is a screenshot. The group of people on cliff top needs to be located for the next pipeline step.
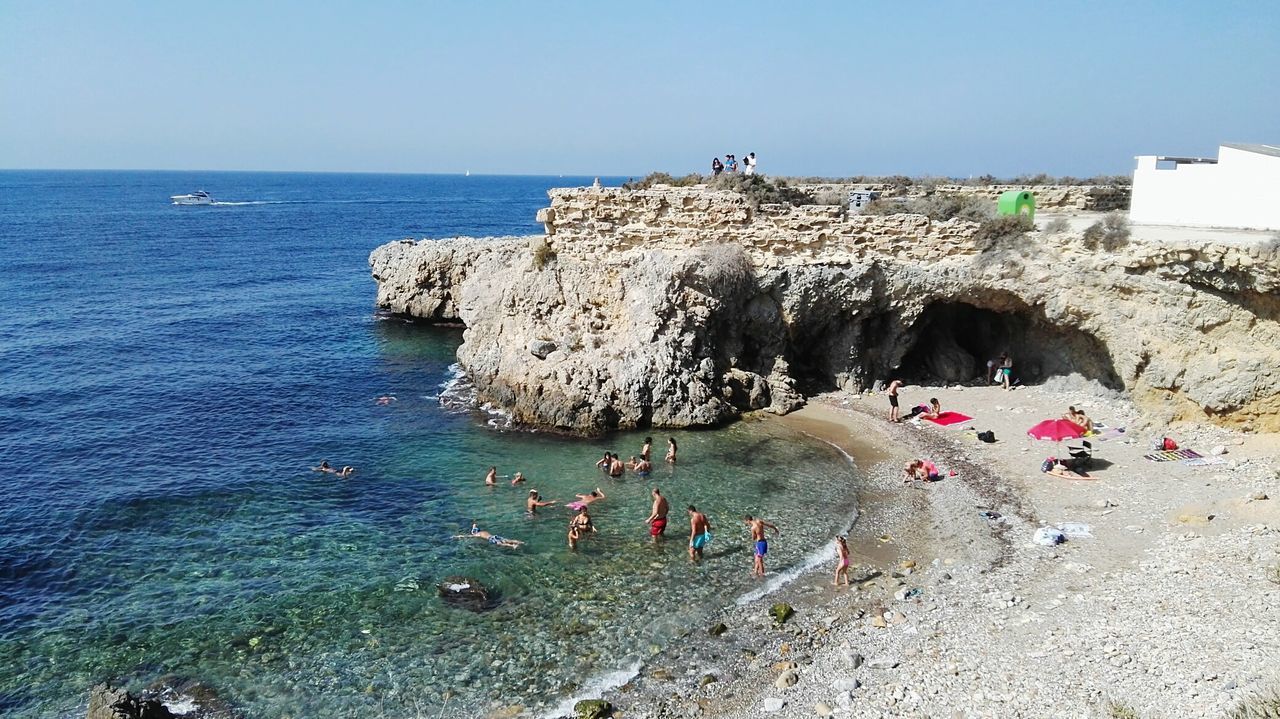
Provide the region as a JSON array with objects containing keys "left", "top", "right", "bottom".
[{"left": 711, "top": 152, "right": 756, "bottom": 176}]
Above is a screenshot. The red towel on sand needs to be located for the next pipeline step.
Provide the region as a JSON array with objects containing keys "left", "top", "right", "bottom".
[{"left": 925, "top": 411, "right": 972, "bottom": 426}]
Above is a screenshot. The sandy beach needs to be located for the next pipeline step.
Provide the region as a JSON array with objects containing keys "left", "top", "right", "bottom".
[{"left": 596, "top": 380, "right": 1280, "bottom": 719}]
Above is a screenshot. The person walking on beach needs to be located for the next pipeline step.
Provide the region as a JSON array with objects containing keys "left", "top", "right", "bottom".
[
  {"left": 833, "top": 535, "right": 851, "bottom": 586},
  {"left": 886, "top": 379, "right": 903, "bottom": 422},
  {"left": 568, "top": 506, "right": 596, "bottom": 550},
  {"left": 645, "top": 487, "right": 669, "bottom": 543},
  {"left": 743, "top": 515, "right": 780, "bottom": 578},
  {"left": 526, "top": 489, "right": 557, "bottom": 516},
  {"left": 687, "top": 505, "right": 712, "bottom": 561},
  {"left": 666, "top": 437, "right": 678, "bottom": 464}
]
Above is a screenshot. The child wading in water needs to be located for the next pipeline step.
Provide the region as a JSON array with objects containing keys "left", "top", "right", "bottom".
[{"left": 833, "top": 535, "right": 851, "bottom": 586}]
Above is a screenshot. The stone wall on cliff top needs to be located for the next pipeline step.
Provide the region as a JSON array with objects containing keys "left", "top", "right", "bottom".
[
  {"left": 793, "top": 183, "right": 1130, "bottom": 211},
  {"left": 371, "top": 185, "right": 1280, "bottom": 433}
]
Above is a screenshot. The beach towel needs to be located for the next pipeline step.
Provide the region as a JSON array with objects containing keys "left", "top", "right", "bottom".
[
  {"left": 1027, "top": 419, "right": 1085, "bottom": 441},
  {"left": 1181, "top": 456, "right": 1227, "bottom": 467},
  {"left": 925, "top": 411, "right": 973, "bottom": 427},
  {"left": 1142, "top": 448, "right": 1203, "bottom": 463},
  {"left": 1092, "top": 427, "right": 1127, "bottom": 442}
]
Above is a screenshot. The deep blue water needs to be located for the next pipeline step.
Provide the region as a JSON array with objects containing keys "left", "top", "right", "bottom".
[{"left": 0, "top": 171, "right": 857, "bottom": 718}]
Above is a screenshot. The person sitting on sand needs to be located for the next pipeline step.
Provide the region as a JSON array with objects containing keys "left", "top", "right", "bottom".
[
  {"left": 666, "top": 437, "right": 678, "bottom": 464},
  {"left": 568, "top": 506, "right": 596, "bottom": 550},
  {"left": 629, "top": 456, "right": 652, "bottom": 476},
  {"left": 566, "top": 488, "right": 606, "bottom": 510},
  {"left": 923, "top": 398, "right": 942, "bottom": 420},
  {"left": 833, "top": 535, "right": 851, "bottom": 587},
  {"left": 1063, "top": 406, "right": 1093, "bottom": 433},
  {"left": 455, "top": 520, "right": 524, "bottom": 549},
  {"left": 526, "top": 490, "right": 557, "bottom": 516},
  {"left": 510, "top": 471, "right": 526, "bottom": 486}
]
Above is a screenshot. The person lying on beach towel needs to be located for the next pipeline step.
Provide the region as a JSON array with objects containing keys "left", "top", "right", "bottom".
[{"left": 1040, "top": 457, "right": 1091, "bottom": 480}]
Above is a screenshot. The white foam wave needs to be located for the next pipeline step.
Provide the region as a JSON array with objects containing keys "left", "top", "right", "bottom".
[
  {"left": 437, "top": 363, "right": 474, "bottom": 410},
  {"left": 541, "top": 659, "right": 644, "bottom": 719},
  {"left": 735, "top": 432, "right": 859, "bottom": 606}
]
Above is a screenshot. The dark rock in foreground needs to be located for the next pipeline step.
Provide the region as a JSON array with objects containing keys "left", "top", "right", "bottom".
[{"left": 438, "top": 575, "right": 496, "bottom": 612}]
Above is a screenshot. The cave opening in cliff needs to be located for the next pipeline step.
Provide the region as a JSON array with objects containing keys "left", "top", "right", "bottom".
[{"left": 893, "top": 301, "right": 1121, "bottom": 388}]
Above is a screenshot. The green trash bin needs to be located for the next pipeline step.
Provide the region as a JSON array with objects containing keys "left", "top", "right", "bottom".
[{"left": 996, "top": 190, "right": 1035, "bottom": 223}]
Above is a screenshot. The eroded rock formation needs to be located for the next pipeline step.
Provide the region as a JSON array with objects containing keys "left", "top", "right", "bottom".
[{"left": 370, "top": 185, "right": 1280, "bottom": 433}]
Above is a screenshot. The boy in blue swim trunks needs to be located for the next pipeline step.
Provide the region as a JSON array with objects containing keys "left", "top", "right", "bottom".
[
  {"left": 455, "top": 520, "right": 525, "bottom": 549},
  {"left": 743, "top": 515, "right": 781, "bottom": 578},
  {"left": 687, "top": 505, "right": 713, "bottom": 562}
]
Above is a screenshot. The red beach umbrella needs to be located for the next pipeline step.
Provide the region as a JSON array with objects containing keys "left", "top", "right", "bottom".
[{"left": 1026, "top": 419, "right": 1085, "bottom": 442}]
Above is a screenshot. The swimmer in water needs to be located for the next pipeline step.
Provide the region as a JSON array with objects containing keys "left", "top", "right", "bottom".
[
  {"left": 595, "top": 452, "right": 612, "bottom": 471},
  {"left": 608, "top": 455, "right": 625, "bottom": 478},
  {"left": 337, "top": 466, "right": 355, "bottom": 479},
  {"left": 641, "top": 436, "right": 653, "bottom": 462},
  {"left": 454, "top": 520, "right": 524, "bottom": 549},
  {"left": 510, "top": 471, "right": 526, "bottom": 486},
  {"left": 485, "top": 466, "right": 498, "bottom": 486},
  {"left": 565, "top": 488, "right": 606, "bottom": 509},
  {"left": 568, "top": 506, "right": 596, "bottom": 550},
  {"left": 375, "top": 395, "right": 396, "bottom": 405},
  {"left": 526, "top": 489, "right": 557, "bottom": 515},
  {"left": 629, "top": 456, "right": 652, "bottom": 475},
  {"left": 666, "top": 437, "right": 678, "bottom": 464},
  {"left": 313, "top": 461, "right": 335, "bottom": 473}
]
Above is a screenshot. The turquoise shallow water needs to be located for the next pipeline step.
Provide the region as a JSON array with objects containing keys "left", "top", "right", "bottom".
[{"left": 0, "top": 171, "right": 858, "bottom": 718}]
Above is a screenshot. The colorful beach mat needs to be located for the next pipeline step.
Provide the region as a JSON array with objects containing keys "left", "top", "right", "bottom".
[
  {"left": 1143, "top": 448, "right": 1203, "bottom": 462},
  {"left": 925, "top": 411, "right": 972, "bottom": 427},
  {"left": 1181, "top": 456, "right": 1227, "bottom": 467}
]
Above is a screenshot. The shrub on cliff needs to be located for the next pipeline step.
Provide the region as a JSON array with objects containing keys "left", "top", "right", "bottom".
[
  {"left": 1043, "top": 217, "right": 1072, "bottom": 235},
  {"left": 1082, "top": 212, "right": 1131, "bottom": 251},
  {"left": 864, "top": 193, "right": 995, "bottom": 223},
  {"left": 623, "top": 172, "right": 706, "bottom": 190},
  {"left": 688, "top": 243, "right": 755, "bottom": 296},
  {"left": 974, "top": 214, "right": 1034, "bottom": 250}
]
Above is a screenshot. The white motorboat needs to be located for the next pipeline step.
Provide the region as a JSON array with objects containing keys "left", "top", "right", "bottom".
[{"left": 171, "top": 190, "right": 213, "bottom": 205}]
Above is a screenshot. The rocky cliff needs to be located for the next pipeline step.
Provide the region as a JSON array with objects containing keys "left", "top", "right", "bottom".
[{"left": 370, "top": 185, "right": 1280, "bottom": 433}]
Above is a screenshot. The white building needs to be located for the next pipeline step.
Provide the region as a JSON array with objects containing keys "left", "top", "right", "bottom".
[{"left": 1129, "top": 143, "right": 1280, "bottom": 230}]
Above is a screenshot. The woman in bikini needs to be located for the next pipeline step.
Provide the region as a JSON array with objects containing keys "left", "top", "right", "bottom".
[
  {"left": 665, "top": 437, "right": 678, "bottom": 464},
  {"left": 568, "top": 507, "right": 596, "bottom": 550},
  {"left": 833, "top": 535, "right": 851, "bottom": 587}
]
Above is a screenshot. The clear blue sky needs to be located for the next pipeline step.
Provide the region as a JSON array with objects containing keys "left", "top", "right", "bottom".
[{"left": 2, "top": 1, "right": 1277, "bottom": 177}]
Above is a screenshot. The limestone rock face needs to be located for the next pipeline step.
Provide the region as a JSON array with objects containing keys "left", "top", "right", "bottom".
[{"left": 370, "top": 186, "right": 1280, "bottom": 432}]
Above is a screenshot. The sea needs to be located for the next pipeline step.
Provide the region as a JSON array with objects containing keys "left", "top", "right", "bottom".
[{"left": 0, "top": 171, "right": 859, "bottom": 718}]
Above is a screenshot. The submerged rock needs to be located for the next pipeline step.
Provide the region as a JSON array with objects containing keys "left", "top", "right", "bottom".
[
  {"left": 437, "top": 576, "right": 496, "bottom": 612},
  {"left": 573, "top": 698, "right": 612, "bottom": 719},
  {"left": 86, "top": 684, "right": 174, "bottom": 719},
  {"left": 771, "top": 603, "right": 795, "bottom": 625}
]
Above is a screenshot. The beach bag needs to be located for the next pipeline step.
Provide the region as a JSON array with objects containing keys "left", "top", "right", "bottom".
[
  {"left": 1162, "top": 437, "right": 1179, "bottom": 451},
  {"left": 977, "top": 430, "right": 996, "bottom": 443},
  {"left": 1041, "top": 457, "right": 1056, "bottom": 473},
  {"left": 1033, "top": 527, "right": 1066, "bottom": 546}
]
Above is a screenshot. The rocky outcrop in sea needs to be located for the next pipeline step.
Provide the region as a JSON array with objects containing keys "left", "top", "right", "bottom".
[{"left": 370, "top": 184, "right": 1280, "bottom": 433}]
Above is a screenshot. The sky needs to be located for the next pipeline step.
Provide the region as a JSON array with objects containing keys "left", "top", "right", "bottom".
[{"left": 1, "top": 1, "right": 1277, "bottom": 177}]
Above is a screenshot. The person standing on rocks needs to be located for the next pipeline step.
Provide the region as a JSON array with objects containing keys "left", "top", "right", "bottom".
[
  {"left": 886, "top": 379, "right": 903, "bottom": 422},
  {"left": 687, "top": 505, "right": 712, "bottom": 561},
  {"left": 833, "top": 535, "right": 851, "bottom": 586},
  {"left": 645, "top": 487, "right": 669, "bottom": 543},
  {"left": 711, "top": 157, "right": 724, "bottom": 176},
  {"left": 743, "top": 515, "right": 780, "bottom": 577}
]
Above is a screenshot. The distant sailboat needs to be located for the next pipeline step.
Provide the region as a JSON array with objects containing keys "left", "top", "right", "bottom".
[{"left": 465, "top": 170, "right": 470, "bottom": 177}]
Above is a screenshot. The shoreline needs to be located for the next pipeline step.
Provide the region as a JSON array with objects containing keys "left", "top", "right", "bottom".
[{"left": 582, "top": 384, "right": 1280, "bottom": 719}]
